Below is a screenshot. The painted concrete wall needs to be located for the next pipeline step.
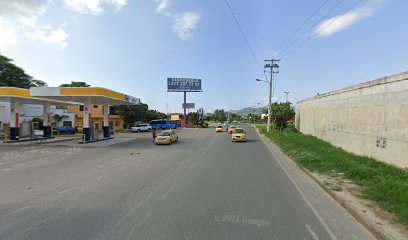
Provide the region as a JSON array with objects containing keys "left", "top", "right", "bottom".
[{"left": 296, "top": 72, "right": 408, "bottom": 168}]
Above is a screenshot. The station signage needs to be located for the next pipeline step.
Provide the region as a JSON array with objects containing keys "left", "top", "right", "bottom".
[{"left": 125, "top": 95, "right": 141, "bottom": 104}]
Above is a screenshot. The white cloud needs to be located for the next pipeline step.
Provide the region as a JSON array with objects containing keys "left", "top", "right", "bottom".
[
  {"left": 63, "top": 0, "right": 127, "bottom": 15},
  {"left": 26, "top": 26, "right": 70, "bottom": 49},
  {"left": 173, "top": 12, "right": 200, "bottom": 40},
  {"left": 108, "top": 0, "right": 127, "bottom": 11},
  {"left": 0, "top": 0, "right": 50, "bottom": 26},
  {"left": 155, "top": 0, "right": 172, "bottom": 15},
  {"left": 315, "top": 0, "right": 385, "bottom": 37},
  {"left": 0, "top": 17, "right": 19, "bottom": 49}
]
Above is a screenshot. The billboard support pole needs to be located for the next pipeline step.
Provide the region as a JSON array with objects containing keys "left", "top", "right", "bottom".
[{"left": 183, "top": 91, "right": 187, "bottom": 128}]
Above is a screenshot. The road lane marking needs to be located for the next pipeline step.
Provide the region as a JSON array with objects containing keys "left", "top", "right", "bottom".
[
  {"left": 2, "top": 206, "right": 28, "bottom": 218},
  {"left": 160, "top": 186, "right": 174, "bottom": 201},
  {"left": 96, "top": 174, "right": 108, "bottom": 180},
  {"left": 58, "top": 186, "right": 77, "bottom": 194},
  {"left": 136, "top": 211, "right": 152, "bottom": 228},
  {"left": 257, "top": 129, "right": 337, "bottom": 240},
  {"left": 306, "top": 224, "right": 319, "bottom": 240},
  {"left": 179, "top": 169, "right": 189, "bottom": 181}
]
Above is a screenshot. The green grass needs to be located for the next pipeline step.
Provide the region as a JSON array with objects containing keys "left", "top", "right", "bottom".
[{"left": 256, "top": 124, "right": 408, "bottom": 227}]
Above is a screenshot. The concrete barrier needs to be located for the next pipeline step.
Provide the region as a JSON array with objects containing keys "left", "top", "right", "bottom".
[{"left": 296, "top": 72, "right": 408, "bottom": 168}]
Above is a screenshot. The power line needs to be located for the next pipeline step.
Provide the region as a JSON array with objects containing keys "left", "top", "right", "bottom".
[
  {"left": 222, "top": 0, "right": 269, "bottom": 102},
  {"left": 271, "top": 0, "right": 331, "bottom": 58},
  {"left": 222, "top": 0, "right": 263, "bottom": 71},
  {"left": 275, "top": 0, "right": 348, "bottom": 59},
  {"left": 280, "top": 0, "right": 364, "bottom": 59}
]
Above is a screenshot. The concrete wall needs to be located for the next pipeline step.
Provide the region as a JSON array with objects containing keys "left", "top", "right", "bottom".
[{"left": 296, "top": 72, "right": 408, "bottom": 168}]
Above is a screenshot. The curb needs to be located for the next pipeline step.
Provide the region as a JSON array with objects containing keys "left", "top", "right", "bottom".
[{"left": 252, "top": 125, "right": 392, "bottom": 240}]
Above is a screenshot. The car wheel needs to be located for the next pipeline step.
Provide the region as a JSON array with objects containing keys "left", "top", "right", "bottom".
[
  {"left": 169, "top": 140, "right": 172, "bottom": 145},
  {"left": 147, "top": 128, "right": 151, "bottom": 132},
  {"left": 176, "top": 137, "right": 178, "bottom": 142},
  {"left": 136, "top": 129, "right": 141, "bottom": 133}
]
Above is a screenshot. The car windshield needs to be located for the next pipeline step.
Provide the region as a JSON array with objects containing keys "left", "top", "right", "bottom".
[
  {"left": 159, "top": 132, "right": 171, "bottom": 136},
  {"left": 234, "top": 129, "right": 244, "bottom": 133},
  {"left": 217, "top": 126, "right": 222, "bottom": 128}
]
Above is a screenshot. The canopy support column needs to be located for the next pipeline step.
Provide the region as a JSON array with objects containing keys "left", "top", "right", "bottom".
[
  {"left": 43, "top": 103, "right": 51, "bottom": 137},
  {"left": 10, "top": 99, "right": 20, "bottom": 140},
  {"left": 103, "top": 103, "right": 110, "bottom": 138},
  {"left": 83, "top": 101, "right": 91, "bottom": 142}
]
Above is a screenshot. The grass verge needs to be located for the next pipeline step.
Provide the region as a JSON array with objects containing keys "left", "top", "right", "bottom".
[{"left": 256, "top": 124, "right": 408, "bottom": 228}]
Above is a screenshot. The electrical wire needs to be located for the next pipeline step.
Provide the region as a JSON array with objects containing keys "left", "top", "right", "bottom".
[
  {"left": 222, "top": 0, "right": 269, "bottom": 104},
  {"left": 223, "top": 0, "right": 262, "bottom": 70},
  {"left": 279, "top": 0, "right": 364, "bottom": 60},
  {"left": 275, "top": 0, "right": 347, "bottom": 59},
  {"left": 271, "top": 0, "right": 331, "bottom": 58}
]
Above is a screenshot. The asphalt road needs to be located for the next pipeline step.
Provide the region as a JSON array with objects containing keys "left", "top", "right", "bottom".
[{"left": 0, "top": 125, "right": 375, "bottom": 239}]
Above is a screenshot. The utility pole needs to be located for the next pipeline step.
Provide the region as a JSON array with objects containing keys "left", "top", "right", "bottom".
[
  {"left": 284, "top": 91, "right": 289, "bottom": 102},
  {"left": 264, "top": 59, "right": 279, "bottom": 133}
]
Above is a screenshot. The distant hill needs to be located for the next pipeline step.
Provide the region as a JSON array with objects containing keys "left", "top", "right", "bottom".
[{"left": 228, "top": 107, "right": 266, "bottom": 115}]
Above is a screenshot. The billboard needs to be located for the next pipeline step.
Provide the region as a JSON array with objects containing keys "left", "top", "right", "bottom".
[
  {"left": 168, "top": 78, "right": 202, "bottom": 92},
  {"left": 182, "top": 103, "right": 195, "bottom": 109}
]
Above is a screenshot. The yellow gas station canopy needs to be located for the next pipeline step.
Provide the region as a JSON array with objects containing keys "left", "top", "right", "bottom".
[
  {"left": 0, "top": 87, "right": 81, "bottom": 106},
  {"left": 30, "top": 87, "right": 140, "bottom": 105}
]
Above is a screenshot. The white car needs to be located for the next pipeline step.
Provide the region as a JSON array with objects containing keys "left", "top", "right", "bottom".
[{"left": 131, "top": 124, "right": 152, "bottom": 132}]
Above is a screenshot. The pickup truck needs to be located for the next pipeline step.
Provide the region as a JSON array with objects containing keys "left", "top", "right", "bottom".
[{"left": 131, "top": 124, "right": 152, "bottom": 132}]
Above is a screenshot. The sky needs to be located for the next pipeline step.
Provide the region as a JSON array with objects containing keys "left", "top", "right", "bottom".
[{"left": 0, "top": 0, "right": 407, "bottom": 113}]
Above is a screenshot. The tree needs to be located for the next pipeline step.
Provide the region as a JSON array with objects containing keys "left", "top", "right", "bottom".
[
  {"left": 271, "top": 102, "right": 295, "bottom": 130},
  {"left": 213, "top": 109, "right": 227, "bottom": 122},
  {"left": 145, "top": 109, "right": 167, "bottom": 122},
  {"left": 187, "top": 112, "right": 198, "bottom": 126},
  {"left": 53, "top": 114, "right": 68, "bottom": 125},
  {"left": 60, "top": 81, "right": 90, "bottom": 87},
  {"left": 0, "top": 53, "right": 48, "bottom": 88},
  {"left": 111, "top": 104, "right": 149, "bottom": 128}
]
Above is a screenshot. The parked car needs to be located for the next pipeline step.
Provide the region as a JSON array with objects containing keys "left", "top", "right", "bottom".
[
  {"left": 154, "top": 130, "right": 178, "bottom": 145},
  {"left": 58, "top": 126, "right": 75, "bottom": 134},
  {"left": 131, "top": 123, "right": 152, "bottom": 132},
  {"left": 231, "top": 128, "right": 246, "bottom": 142}
]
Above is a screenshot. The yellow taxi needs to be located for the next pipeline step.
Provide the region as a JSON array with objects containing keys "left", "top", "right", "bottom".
[
  {"left": 215, "top": 125, "right": 223, "bottom": 132},
  {"left": 231, "top": 128, "right": 246, "bottom": 142},
  {"left": 227, "top": 126, "right": 236, "bottom": 134},
  {"left": 154, "top": 130, "right": 178, "bottom": 145}
]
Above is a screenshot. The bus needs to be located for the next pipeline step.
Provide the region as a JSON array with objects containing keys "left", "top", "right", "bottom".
[{"left": 149, "top": 119, "right": 177, "bottom": 129}]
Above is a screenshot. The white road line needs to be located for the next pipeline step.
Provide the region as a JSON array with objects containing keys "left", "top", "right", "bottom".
[
  {"left": 136, "top": 211, "right": 152, "bottom": 228},
  {"left": 306, "top": 224, "right": 319, "bottom": 240},
  {"left": 161, "top": 186, "right": 174, "bottom": 201},
  {"left": 97, "top": 174, "right": 108, "bottom": 180},
  {"left": 58, "top": 186, "right": 77, "bottom": 194},
  {"left": 2, "top": 206, "right": 28, "bottom": 218},
  {"left": 179, "top": 169, "right": 189, "bottom": 181},
  {"left": 258, "top": 130, "right": 337, "bottom": 240}
]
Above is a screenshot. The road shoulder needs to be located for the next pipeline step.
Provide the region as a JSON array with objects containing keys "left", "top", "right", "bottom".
[{"left": 253, "top": 126, "right": 378, "bottom": 240}]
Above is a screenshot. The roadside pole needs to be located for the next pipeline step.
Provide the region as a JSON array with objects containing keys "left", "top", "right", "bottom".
[
  {"left": 267, "top": 65, "right": 273, "bottom": 133},
  {"left": 184, "top": 91, "right": 187, "bottom": 128},
  {"left": 264, "top": 59, "right": 279, "bottom": 133}
]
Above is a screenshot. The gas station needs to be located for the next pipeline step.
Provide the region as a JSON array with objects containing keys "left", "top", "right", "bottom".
[
  {"left": 30, "top": 87, "right": 140, "bottom": 143},
  {"left": 0, "top": 87, "right": 81, "bottom": 141}
]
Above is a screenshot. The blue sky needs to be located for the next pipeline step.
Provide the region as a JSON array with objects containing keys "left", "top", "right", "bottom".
[{"left": 0, "top": 0, "right": 407, "bottom": 113}]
